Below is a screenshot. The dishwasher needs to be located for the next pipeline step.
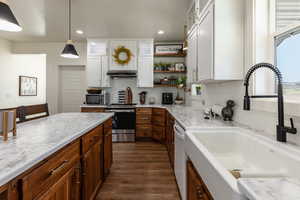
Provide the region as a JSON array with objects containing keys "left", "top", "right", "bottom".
[{"left": 174, "top": 121, "right": 187, "bottom": 200}]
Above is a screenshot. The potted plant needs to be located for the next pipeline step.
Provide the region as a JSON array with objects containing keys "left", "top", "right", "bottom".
[{"left": 176, "top": 76, "right": 187, "bottom": 88}]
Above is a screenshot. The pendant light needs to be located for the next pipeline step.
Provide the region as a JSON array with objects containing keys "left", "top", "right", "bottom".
[
  {"left": 0, "top": 0, "right": 22, "bottom": 32},
  {"left": 61, "top": 0, "right": 79, "bottom": 59}
]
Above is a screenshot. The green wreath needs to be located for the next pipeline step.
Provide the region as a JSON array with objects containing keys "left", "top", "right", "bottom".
[{"left": 113, "top": 46, "right": 133, "bottom": 65}]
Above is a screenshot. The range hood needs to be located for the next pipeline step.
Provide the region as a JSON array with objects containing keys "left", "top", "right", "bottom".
[{"left": 107, "top": 70, "right": 137, "bottom": 78}]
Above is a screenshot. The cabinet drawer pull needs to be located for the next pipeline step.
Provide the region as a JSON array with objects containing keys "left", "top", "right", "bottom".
[
  {"left": 196, "top": 186, "right": 204, "bottom": 199},
  {"left": 49, "top": 160, "right": 68, "bottom": 176}
]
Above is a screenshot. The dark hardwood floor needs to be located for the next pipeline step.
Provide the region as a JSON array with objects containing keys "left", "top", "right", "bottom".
[{"left": 96, "top": 142, "right": 181, "bottom": 200}]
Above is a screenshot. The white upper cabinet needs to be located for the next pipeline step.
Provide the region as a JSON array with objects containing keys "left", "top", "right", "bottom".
[
  {"left": 110, "top": 40, "right": 138, "bottom": 71},
  {"left": 197, "top": 6, "right": 214, "bottom": 81},
  {"left": 87, "top": 56, "right": 101, "bottom": 87},
  {"left": 87, "top": 39, "right": 111, "bottom": 88},
  {"left": 187, "top": 26, "right": 198, "bottom": 83},
  {"left": 137, "top": 40, "right": 154, "bottom": 88},
  {"left": 188, "top": 0, "right": 244, "bottom": 82}
]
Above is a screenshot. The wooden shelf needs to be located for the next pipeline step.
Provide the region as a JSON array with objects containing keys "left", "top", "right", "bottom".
[
  {"left": 154, "top": 53, "right": 186, "bottom": 57},
  {"left": 154, "top": 70, "right": 187, "bottom": 73},
  {"left": 154, "top": 84, "right": 185, "bottom": 88}
]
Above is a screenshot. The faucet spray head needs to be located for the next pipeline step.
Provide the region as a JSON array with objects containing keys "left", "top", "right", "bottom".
[{"left": 243, "top": 96, "right": 250, "bottom": 110}]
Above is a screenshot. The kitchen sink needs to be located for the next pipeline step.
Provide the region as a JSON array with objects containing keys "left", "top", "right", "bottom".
[{"left": 185, "top": 127, "right": 300, "bottom": 200}]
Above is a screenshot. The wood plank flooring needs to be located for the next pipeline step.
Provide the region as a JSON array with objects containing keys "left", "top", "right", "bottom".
[{"left": 96, "top": 142, "right": 181, "bottom": 200}]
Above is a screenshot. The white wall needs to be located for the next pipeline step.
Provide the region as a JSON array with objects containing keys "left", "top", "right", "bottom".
[
  {"left": 12, "top": 42, "right": 87, "bottom": 114},
  {"left": 0, "top": 39, "right": 46, "bottom": 109}
]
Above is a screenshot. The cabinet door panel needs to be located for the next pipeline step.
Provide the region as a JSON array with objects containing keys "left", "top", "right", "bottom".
[
  {"left": 197, "top": 5, "right": 214, "bottom": 81},
  {"left": 104, "top": 130, "right": 113, "bottom": 176},
  {"left": 37, "top": 163, "right": 80, "bottom": 200},
  {"left": 100, "top": 56, "right": 110, "bottom": 87},
  {"left": 87, "top": 56, "right": 101, "bottom": 88},
  {"left": 152, "top": 125, "right": 165, "bottom": 142},
  {"left": 187, "top": 26, "right": 198, "bottom": 83}
]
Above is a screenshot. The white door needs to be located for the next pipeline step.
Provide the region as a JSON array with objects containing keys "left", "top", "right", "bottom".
[
  {"left": 198, "top": 5, "right": 214, "bottom": 81},
  {"left": 187, "top": 26, "right": 198, "bottom": 83},
  {"left": 137, "top": 40, "right": 154, "bottom": 88},
  {"left": 59, "top": 66, "right": 86, "bottom": 113}
]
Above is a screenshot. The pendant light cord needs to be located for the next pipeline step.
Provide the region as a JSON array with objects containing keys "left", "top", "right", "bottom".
[{"left": 69, "top": 0, "right": 71, "bottom": 40}]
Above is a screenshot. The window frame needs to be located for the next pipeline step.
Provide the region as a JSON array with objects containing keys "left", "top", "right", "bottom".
[{"left": 250, "top": 0, "right": 300, "bottom": 116}]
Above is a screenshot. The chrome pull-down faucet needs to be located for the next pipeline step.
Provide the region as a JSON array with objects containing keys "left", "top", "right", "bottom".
[{"left": 243, "top": 63, "right": 297, "bottom": 142}]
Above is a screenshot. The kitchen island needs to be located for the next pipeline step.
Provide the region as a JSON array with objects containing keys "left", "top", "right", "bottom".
[{"left": 0, "top": 112, "right": 113, "bottom": 200}]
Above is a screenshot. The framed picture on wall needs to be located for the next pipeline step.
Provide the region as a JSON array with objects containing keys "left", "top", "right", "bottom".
[{"left": 19, "top": 76, "right": 37, "bottom": 96}]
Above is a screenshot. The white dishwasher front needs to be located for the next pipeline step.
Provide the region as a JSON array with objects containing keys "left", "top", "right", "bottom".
[{"left": 174, "top": 122, "right": 187, "bottom": 200}]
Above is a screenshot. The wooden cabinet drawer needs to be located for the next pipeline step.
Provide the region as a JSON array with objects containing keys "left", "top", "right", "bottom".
[
  {"left": 136, "top": 114, "right": 152, "bottom": 124},
  {"left": 136, "top": 108, "right": 152, "bottom": 114},
  {"left": 152, "top": 108, "right": 165, "bottom": 116},
  {"left": 82, "top": 125, "right": 103, "bottom": 154},
  {"left": 81, "top": 107, "right": 105, "bottom": 112},
  {"left": 22, "top": 141, "right": 80, "bottom": 200},
  {"left": 136, "top": 125, "right": 152, "bottom": 138},
  {"left": 152, "top": 125, "right": 165, "bottom": 142},
  {"left": 152, "top": 115, "right": 166, "bottom": 126}
]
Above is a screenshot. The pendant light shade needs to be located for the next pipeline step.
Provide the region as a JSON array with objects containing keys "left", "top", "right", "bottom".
[
  {"left": 0, "top": 0, "right": 22, "bottom": 32},
  {"left": 61, "top": 40, "right": 79, "bottom": 58},
  {"left": 61, "top": 0, "right": 79, "bottom": 58}
]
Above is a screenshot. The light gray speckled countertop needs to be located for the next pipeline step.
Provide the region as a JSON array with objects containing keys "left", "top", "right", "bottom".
[
  {"left": 81, "top": 104, "right": 233, "bottom": 129},
  {"left": 238, "top": 178, "right": 300, "bottom": 200},
  {"left": 0, "top": 112, "right": 113, "bottom": 186}
]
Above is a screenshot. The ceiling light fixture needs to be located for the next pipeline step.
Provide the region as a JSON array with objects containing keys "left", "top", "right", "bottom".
[
  {"left": 158, "top": 30, "right": 165, "bottom": 35},
  {"left": 61, "top": 0, "right": 79, "bottom": 59},
  {"left": 76, "top": 29, "right": 83, "bottom": 34},
  {"left": 0, "top": 0, "right": 22, "bottom": 32}
]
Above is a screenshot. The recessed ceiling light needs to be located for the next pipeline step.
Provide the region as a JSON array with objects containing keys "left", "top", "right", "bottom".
[
  {"left": 91, "top": 42, "right": 96, "bottom": 46},
  {"left": 76, "top": 30, "right": 84, "bottom": 35},
  {"left": 158, "top": 30, "right": 165, "bottom": 35}
]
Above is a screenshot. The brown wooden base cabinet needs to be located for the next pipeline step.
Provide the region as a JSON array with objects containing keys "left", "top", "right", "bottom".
[
  {"left": 37, "top": 162, "right": 81, "bottom": 200},
  {"left": 104, "top": 119, "right": 113, "bottom": 177},
  {"left": 187, "top": 160, "right": 213, "bottom": 200},
  {"left": 166, "top": 112, "right": 175, "bottom": 169},
  {"left": 136, "top": 108, "right": 152, "bottom": 139},
  {"left": 152, "top": 108, "right": 166, "bottom": 143}
]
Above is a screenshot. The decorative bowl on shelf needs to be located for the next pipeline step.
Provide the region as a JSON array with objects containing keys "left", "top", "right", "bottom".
[{"left": 174, "top": 100, "right": 184, "bottom": 105}]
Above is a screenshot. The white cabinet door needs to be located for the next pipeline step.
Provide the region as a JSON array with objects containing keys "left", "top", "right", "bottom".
[
  {"left": 137, "top": 40, "right": 153, "bottom": 88},
  {"left": 197, "top": 5, "right": 214, "bottom": 81},
  {"left": 87, "top": 56, "right": 101, "bottom": 87},
  {"left": 187, "top": 26, "right": 198, "bottom": 83},
  {"left": 100, "top": 56, "right": 110, "bottom": 87}
]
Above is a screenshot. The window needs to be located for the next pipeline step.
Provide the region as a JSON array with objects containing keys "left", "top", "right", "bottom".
[
  {"left": 274, "top": 0, "right": 300, "bottom": 101},
  {"left": 276, "top": 0, "right": 300, "bottom": 31}
]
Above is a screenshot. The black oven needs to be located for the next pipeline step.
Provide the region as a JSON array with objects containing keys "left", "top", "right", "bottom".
[{"left": 105, "top": 106, "right": 136, "bottom": 142}]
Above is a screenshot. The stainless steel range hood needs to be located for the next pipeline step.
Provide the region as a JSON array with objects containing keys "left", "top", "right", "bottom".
[{"left": 107, "top": 70, "right": 137, "bottom": 78}]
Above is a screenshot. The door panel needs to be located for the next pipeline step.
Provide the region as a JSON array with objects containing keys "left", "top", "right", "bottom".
[
  {"left": 59, "top": 66, "right": 86, "bottom": 113},
  {"left": 198, "top": 5, "right": 214, "bottom": 81}
]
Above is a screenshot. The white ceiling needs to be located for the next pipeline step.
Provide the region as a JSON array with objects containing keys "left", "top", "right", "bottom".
[{"left": 0, "top": 0, "right": 191, "bottom": 42}]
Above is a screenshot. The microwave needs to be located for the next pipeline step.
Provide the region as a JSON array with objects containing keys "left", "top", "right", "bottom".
[{"left": 85, "top": 93, "right": 110, "bottom": 105}]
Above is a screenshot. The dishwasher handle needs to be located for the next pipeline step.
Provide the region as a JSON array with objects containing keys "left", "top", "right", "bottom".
[{"left": 174, "top": 123, "right": 185, "bottom": 140}]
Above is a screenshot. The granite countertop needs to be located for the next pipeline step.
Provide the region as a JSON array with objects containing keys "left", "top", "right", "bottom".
[
  {"left": 81, "top": 104, "right": 233, "bottom": 129},
  {"left": 0, "top": 112, "right": 113, "bottom": 186},
  {"left": 238, "top": 178, "right": 300, "bottom": 200}
]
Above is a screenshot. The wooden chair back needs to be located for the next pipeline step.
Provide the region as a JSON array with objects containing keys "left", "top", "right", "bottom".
[
  {"left": 20, "top": 103, "right": 49, "bottom": 122},
  {"left": 0, "top": 103, "right": 49, "bottom": 123}
]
